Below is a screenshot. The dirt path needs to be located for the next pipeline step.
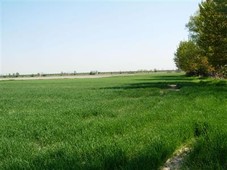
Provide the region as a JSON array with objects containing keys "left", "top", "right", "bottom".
[{"left": 161, "top": 146, "right": 191, "bottom": 170}]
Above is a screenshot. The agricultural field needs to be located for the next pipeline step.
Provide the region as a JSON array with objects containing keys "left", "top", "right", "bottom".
[{"left": 0, "top": 73, "right": 226, "bottom": 169}]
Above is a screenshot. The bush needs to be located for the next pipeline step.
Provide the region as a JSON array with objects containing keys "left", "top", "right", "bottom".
[{"left": 90, "top": 71, "right": 98, "bottom": 75}]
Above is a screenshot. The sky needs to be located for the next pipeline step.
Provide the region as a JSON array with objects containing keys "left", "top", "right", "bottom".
[{"left": 0, "top": 0, "right": 201, "bottom": 75}]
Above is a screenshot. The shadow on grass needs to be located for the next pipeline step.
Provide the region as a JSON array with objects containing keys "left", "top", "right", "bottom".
[
  {"left": 5, "top": 145, "right": 171, "bottom": 170},
  {"left": 184, "top": 130, "right": 227, "bottom": 170},
  {"left": 103, "top": 75, "right": 226, "bottom": 91}
]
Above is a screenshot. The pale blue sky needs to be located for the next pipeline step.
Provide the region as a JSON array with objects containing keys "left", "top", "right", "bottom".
[{"left": 1, "top": 0, "right": 201, "bottom": 75}]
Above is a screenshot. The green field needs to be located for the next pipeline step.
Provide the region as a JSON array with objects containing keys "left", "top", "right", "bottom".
[{"left": 0, "top": 73, "right": 226, "bottom": 169}]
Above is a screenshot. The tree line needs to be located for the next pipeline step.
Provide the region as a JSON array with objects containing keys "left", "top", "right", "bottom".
[{"left": 174, "top": 0, "right": 227, "bottom": 78}]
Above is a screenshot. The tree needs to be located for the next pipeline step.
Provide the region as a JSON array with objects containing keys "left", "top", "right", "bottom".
[
  {"left": 174, "top": 41, "right": 213, "bottom": 76},
  {"left": 176, "top": 0, "right": 227, "bottom": 77},
  {"left": 187, "top": 0, "right": 227, "bottom": 71},
  {"left": 186, "top": 11, "right": 200, "bottom": 42},
  {"left": 15, "top": 72, "right": 20, "bottom": 77}
]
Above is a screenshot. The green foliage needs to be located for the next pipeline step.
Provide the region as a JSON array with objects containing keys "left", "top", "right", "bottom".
[
  {"left": 186, "top": 11, "right": 200, "bottom": 42},
  {"left": 218, "top": 65, "right": 227, "bottom": 78},
  {"left": 177, "top": 0, "right": 227, "bottom": 77},
  {"left": 0, "top": 73, "right": 226, "bottom": 169},
  {"left": 197, "top": 0, "right": 227, "bottom": 69},
  {"left": 174, "top": 41, "right": 213, "bottom": 76}
]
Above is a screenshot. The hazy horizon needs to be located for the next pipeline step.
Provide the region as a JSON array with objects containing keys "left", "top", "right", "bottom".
[{"left": 0, "top": 0, "right": 201, "bottom": 75}]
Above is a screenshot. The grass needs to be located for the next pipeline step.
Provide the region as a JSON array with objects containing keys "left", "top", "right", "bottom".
[{"left": 0, "top": 73, "right": 226, "bottom": 169}]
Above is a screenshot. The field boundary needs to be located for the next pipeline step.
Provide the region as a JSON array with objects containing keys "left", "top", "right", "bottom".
[{"left": 0, "top": 74, "right": 118, "bottom": 81}]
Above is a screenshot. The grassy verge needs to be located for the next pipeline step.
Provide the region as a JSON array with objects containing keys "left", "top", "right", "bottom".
[{"left": 0, "top": 73, "right": 226, "bottom": 169}]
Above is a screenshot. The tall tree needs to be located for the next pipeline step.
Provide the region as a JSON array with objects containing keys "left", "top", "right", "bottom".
[{"left": 187, "top": 0, "right": 227, "bottom": 71}]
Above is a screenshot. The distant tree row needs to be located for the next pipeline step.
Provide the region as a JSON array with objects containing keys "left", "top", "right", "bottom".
[{"left": 174, "top": 0, "right": 227, "bottom": 77}]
